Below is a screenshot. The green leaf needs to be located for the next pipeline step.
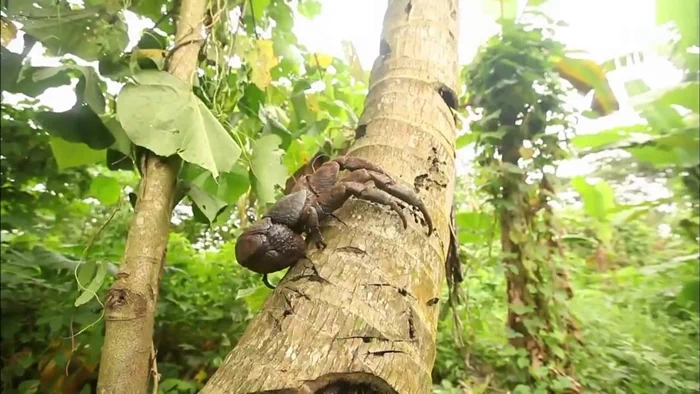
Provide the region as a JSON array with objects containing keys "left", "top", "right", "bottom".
[
  {"left": 505, "top": 327, "right": 524, "bottom": 339},
  {"left": 187, "top": 184, "right": 227, "bottom": 224},
  {"left": 75, "top": 65, "right": 106, "bottom": 115},
  {"left": 632, "top": 90, "right": 687, "bottom": 131},
  {"left": 103, "top": 116, "right": 133, "bottom": 156},
  {"left": 628, "top": 145, "right": 699, "bottom": 168},
  {"left": 656, "top": 0, "right": 700, "bottom": 50},
  {"left": 10, "top": 66, "right": 72, "bottom": 97},
  {"left": 37, "top": 102, "right": 115, "bottom": 150},
  {"left": 625, "top": 78, "right": 652, "bottom": 97},
  {"left": 76, "top": 260, "right": 97, "bottom": 288},
  {"left": 551, "top": 345, "right": 566, "bottom": 360},
  {"left": 0, "top": 47, "right": 24, "bottom": 93},
  {"left": 500, "top": 162, "right": 524, "bottom": 174},
  {"left": 251, "top": 134, "right": 288, "bottom": 205},
  {"left": 89, "top": 175, "right": 121, "bottom": 205},
  {"left": 75, "top": 261, "right": 107, "bottom": 306},
  {"left": 240, "top": 83, "right": 266, "bottom": 117},
  {"left": 283, "top": 134, "right": 323, "bottom": 175},
  {"left": 571, "top": 125, "right": 652, "bottom": 151},
  {"left": 259, "top": 105, "right": 293, "bottom": 149},
  {"left": 17, "top": 380, "right": 40, "bottom": 394},
  {"left": 290, "top": 81, "right": 313, "bottom": 126},
  {"left": 331, "top": 99, "right": 359, "bottom": 127},
  {"left": 513, "top": 384, "right": 532, "bottom": 394},
  {"left": 49, "top": 137, "right": 106, "bottom": 170},
  {"left": 677, "top": 280, "right": 699, "bottom": 311},
  {"left": 131, "top": 0, "right": 169, "bottom": 29},
  {"left": 116, "top": 70, "right": 241, "bottom": 178},
  {"left": 517, "top": 357, "right": 530, "bottom": 369},
  {"left": 552, "top": 376, "right": 573, "bottom": 391},
  {"left": 455, "top": 211, "right": 494, "bottom": 243},
  {"left": 655, "top": 82, "right": 700, "bottom": 113},
  {"left": 456, "top": 132, "right": 478, "bottom": 149},
  {"left": 510, "top": 300, "right": 532, "bottom": 315},
  {"left": 269, "top": 1, "right": 295, "bottom": 32},
  {"left": 571, "top": 176, "right": 615, "bottom": 220},
  {"left": 216, "top": 165, "right": 251, "bottom": 204},
  {"left": 555, "top": 55, "right": 619, "bottom": 116},
  {"left": 7, "top": 5, "right": 129, "bottom": 61},
  {"left": 298, "top": 0, "right": 322, "bottom": 19},
  {"left": 184, "top": 163, "right": 250, "bottom": 205},
  {"left": 16, "top": 64, "right": 108, "bottom": 113},
  {"left": 236, "top": 285, "right": 271, "bottom": 313},
  {"left": 249, "top": 0, "right": 272, "bottom": 18}
]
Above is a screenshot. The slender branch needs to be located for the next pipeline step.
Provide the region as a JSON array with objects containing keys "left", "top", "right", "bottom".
[
  {"left": 153, "top": 4, "right": 179, "bottom": 29},
  {"left": 247, "top": 0, "right": 260, "bottom": 39},
  {"left": 313, "top": 53, "right": 326, "bottom": 81},
  {"left": 150, "top": 342, "right": 160, "bottom": 394}
]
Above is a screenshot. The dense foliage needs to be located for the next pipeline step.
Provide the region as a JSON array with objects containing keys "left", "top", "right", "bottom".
[{"left": 0, "top": 0, "right": 698, "bottom": 393}]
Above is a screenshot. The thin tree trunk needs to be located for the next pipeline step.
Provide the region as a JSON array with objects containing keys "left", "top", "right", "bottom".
[
  {"left": 201, "top": 0, "right": 459, "bottom": 393},
  {"left": 500, "top": 141, "right": 581, "bottom": 391},
  {"left": 96, "top": 0, "right": 207, "bottom": 392}
]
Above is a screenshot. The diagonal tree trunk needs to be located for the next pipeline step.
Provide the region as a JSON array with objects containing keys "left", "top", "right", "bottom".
[
  {"left": 201, "top": 0, "right": 459, "bottom": 392},
  {"left": 96, "top": 0, "right": 207, "bottom": 392}
]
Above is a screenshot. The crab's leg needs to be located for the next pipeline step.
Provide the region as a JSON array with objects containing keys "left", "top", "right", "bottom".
[
  {"left": 300, "top": 205, "right": 327, "bottom": 250},
  {"left": 332, "top": 156, "right": 389, "bottom": 175},
  {"left": 328, "top": 181, "right": 408, "bottom": 230},
  {"left": 332, "top": 169, "right": 434, "bottom": 235},
  {"left": 370, "top": 172, "right": 434, "bottom": 236}
]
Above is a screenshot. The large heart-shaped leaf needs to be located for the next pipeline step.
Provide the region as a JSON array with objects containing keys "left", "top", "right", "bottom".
[
  {"left": 7, "top": 5, "right": 129, "bottom": 61},
  {"left": 116, "top": 70, "right": 241, "bottom": 178}
]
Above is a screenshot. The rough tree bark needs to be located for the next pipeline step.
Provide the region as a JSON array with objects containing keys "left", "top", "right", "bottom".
[
  {"left": 96, "top": 0, "right": 207, "bottom": 392},
  {"left": 201, "top": 1, "right": 459, "bottom": 393}
]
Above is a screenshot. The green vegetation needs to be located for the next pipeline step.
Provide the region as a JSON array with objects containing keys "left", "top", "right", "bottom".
[{"left": 1, "top": 0, "right": 698, "bottom": 393}]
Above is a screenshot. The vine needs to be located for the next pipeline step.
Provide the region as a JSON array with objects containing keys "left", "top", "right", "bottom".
[{"left": 465, "top": 14, "right": 583, "bottom": 393}]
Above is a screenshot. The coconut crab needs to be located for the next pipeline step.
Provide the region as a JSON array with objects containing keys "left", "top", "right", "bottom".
[{"left": 234, "top": 156, "right": 433, "bottom": 287}]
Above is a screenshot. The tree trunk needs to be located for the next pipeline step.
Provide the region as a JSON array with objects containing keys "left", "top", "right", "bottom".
[
  {"left": 201, "top": 0, "right": 459, "bottom": 393},
  {"left": 96, "top": 0, "right": 207, "bottom": 392},
  {"left": 500, "top": 143, "right": 581, "bottom": 391}
]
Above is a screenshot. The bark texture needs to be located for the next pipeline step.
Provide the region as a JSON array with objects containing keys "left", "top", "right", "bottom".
[
  {"left": 201, "top": 1, "right": 459, "bottom": 393},
  {"left": 96, "top": 0, "right": 207, "bottom": 392}
]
